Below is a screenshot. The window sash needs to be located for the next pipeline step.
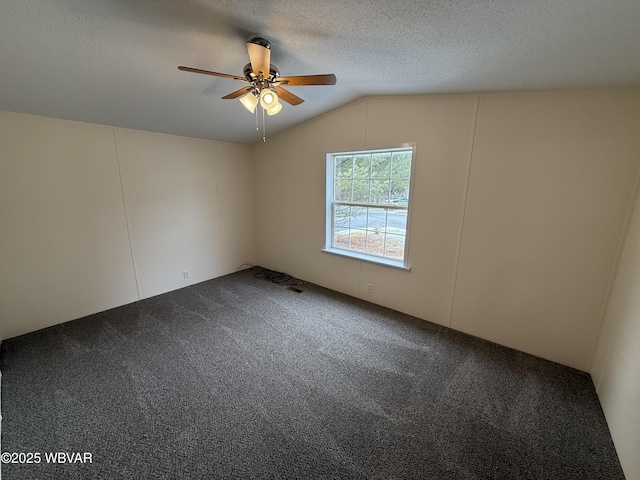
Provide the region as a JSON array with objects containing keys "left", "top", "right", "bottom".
[{"left": 330, "top": 203, "right": 408, "bottom": 258}]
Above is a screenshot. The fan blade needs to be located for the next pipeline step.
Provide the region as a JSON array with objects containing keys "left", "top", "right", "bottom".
[
  {"left": 178, "top": 66, "right": 248, "bottom": 82},
  {"left": 276, "top": 87, "right": 304, "bottom": 106},
  {"left": 246, "top": 42, "right": 271, "bottom": 77},
  {"left": 222, "top": 86, "right": 254, "bottom": 99},
  {"left": 276, "top": 74, "right": 337, "bottom": 86}
]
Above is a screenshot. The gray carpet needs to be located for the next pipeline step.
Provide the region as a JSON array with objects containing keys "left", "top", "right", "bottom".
[{"left": 0, "top": 267, "right": 624, "bottom": 479}]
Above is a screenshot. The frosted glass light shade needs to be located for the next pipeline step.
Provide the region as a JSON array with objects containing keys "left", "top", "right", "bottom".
[
  {"left": 267, "top": 101, "right": 282, "bottom": 116},
  {"left": 260, "top": 89, "right": 278, "bottom": 110},
  {"left": 239, "top": 93, "right": 258, "bottom": 113}
]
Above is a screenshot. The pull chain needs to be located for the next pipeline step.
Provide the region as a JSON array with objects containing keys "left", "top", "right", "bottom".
[
  {"left": 255, "top": 106, "right": 259, "bottom": 132},
  {"left": 262, "top": 106, "right": 266, "bottom": 142}
]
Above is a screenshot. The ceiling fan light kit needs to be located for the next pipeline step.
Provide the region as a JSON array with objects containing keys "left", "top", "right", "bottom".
[{"left": 179, "top": 36, "right": 336, "bottom": 141}]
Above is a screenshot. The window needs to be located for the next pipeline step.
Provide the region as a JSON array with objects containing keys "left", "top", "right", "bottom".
[{"left": 324, "top": 145, "right": 414, "bottom": 269}]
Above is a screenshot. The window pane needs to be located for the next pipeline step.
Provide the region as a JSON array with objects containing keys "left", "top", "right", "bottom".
[
  {"left": 387, "top": 209, "right": 408, "bottom": 233},
  {"left": 385, "top": 233, "right": 405, "bottom": 258},
  {"left": 335, "top": 155, "right": 353, "bottom": 179},
  {"left": 335, "top": 180, "right": 352, "bottom": 201},
  {"left": 366, "top": 230, "right": 385, "bottom": 255},
  {"left": 350, "top": 207, "right": 367, "bottom": 229},
  {"left": 353, "top": 179, "right": 370, "bottom": 202},
  {"left": 334, "top": 205, "right": 351, "bottom": 229},
  {"left": 391, "top": 152, "right": 411, "bottom": 179},
  {"left": 349, "top": 228, "right": 367, "bottom": 252},
  {"left": 354, "top": 155, "right": 371, "bottom": 178},
  {"left": 370, "top": 179, "right": 390, "bottom": 204},
  {"left": 371, "top": 152, "right": 391, "bottom": 178},
  {"left": 334, "top": 231, "right": 350, "bottom": 249},
  {"left": 390, "top": 179, "right": 410, "bottom": 205},
  {"left": 366, "top": 207, "right": 387, "bottom": 230}
]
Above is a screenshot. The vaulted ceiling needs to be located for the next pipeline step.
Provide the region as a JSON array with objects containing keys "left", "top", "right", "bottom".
[{"left": 1, "top": 0, "right": 639, "bottom": 144}]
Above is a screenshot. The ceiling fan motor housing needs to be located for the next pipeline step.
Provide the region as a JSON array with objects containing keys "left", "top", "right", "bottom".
[{"left": 247, "top": 36, "right": 271, "bottom": 50}]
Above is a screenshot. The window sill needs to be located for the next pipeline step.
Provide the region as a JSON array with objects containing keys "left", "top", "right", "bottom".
[{"left": 321, "top": 248, "right": 411, "bottom": 271}]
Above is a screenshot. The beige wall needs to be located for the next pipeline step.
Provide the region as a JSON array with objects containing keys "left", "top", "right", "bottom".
[
  {"left": 451, "top": 91, "right": 640, "bottom": 369},
  {"left": 114, "top": 129, "right": 255, "bottom": 299},
  {"left": 591, "top": 185, "right": 640, "bottom": 480},
  {"left": 0, "top": 111, "right": 255, "bottom": 340},
  {"left": 252, "top": 88, "right": 640, "bottom": 372}
]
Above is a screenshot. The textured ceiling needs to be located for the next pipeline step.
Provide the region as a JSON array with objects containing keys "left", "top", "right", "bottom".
[{"left": 1, "top": 0, "right": 639, "bottom": 144}]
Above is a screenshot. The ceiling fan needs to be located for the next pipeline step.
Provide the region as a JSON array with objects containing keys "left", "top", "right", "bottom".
[{"left": 178, "top": 36, "right": 336, "bottom": 118}]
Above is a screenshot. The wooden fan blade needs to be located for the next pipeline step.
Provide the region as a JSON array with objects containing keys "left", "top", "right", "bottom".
[
  {"left": 276, "top": 74, "right": 337, "bottom": 86},
  {"left": 276, "top": 87, "right": 304, "bottom": 106},
  {"left": 246, "top": 42, "right": 271, "bottom": 76},
  {"left": 222, "top": 86, "right": 254, "bottom": 99},
  {"left": 178, "top": 66, "right": 248, "bottom": 82}
]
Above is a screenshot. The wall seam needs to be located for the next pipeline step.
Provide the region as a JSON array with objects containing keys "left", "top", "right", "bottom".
[
  {"left": 211, "top": 145, "right": 226, "bottom": 275},
  {"left": 364, "top": 99, "right": 369, "bottom": 148},
  {"left": 250, "top": 142, "right": 261, "bottom": 266},
  {"left": 112, "top": 129, "right": 141, "bottom": 300},
  {"left": 588, "top": 158, "right": 640, "bottom": 383},
  {"left": 295, "top": 127, "right": 301, "bottom": 276},
  {"left": 448, "top": 96, "right": 480, "bottom": 328}
]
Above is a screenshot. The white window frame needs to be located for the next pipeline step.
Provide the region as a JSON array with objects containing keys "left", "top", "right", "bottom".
[{"left": 323, "top": 144, "right": 415, "bottom": 270}]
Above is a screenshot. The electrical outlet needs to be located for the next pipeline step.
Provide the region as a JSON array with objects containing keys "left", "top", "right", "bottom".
[
  {"left": 367, "top": 283, "right": 373, "bottom": 294},
  {"left": 183, "top": 270, "right": 189, "bottom": 280}
]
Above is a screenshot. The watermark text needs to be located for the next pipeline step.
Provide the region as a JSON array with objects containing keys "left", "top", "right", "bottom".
[{"left": 1, "top": 452, "right": 93, "bottom": 464}]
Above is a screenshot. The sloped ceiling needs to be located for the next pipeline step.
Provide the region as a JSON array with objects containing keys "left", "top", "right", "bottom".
[{"left": 1, "top": 0, "right": 639, "bottom": 144}]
